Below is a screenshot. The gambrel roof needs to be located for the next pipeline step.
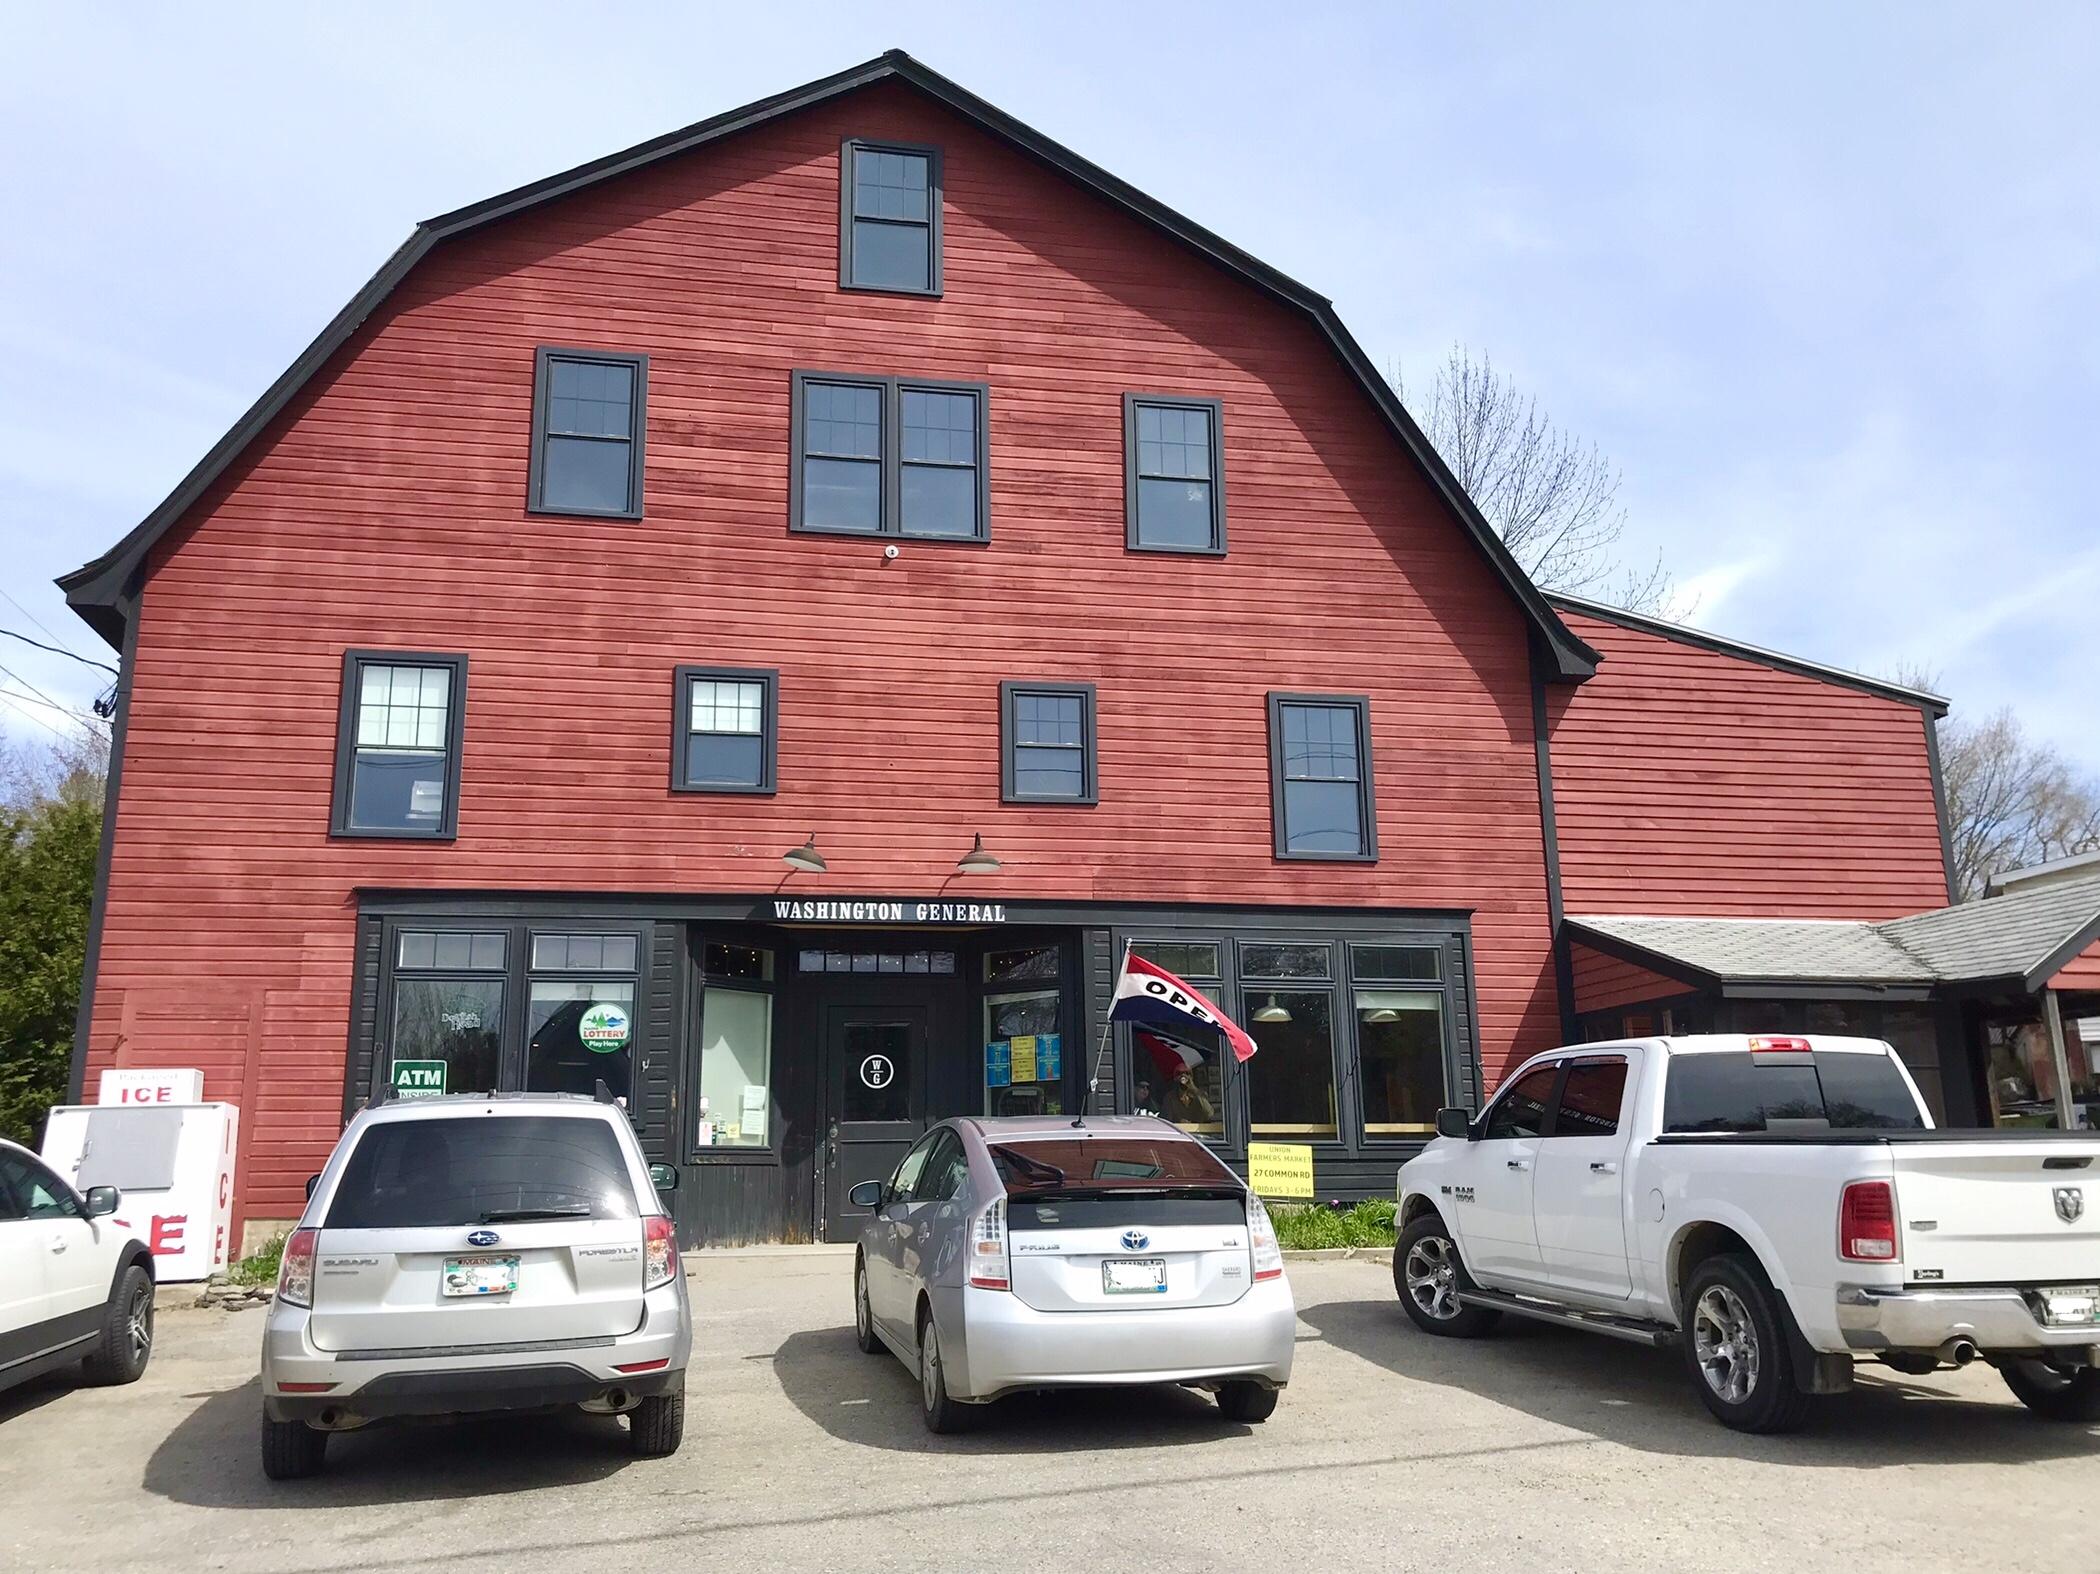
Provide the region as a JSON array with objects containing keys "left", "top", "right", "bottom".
[{"left": 58, "top": 49, "right": 1599, "bottom": 680}]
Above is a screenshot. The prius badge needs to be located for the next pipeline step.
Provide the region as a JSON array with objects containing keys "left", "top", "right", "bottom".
[
  {"left": 1121, "top": 1229, "right": 1149, "bottom": 1251},
  {"left": 2055, "top": 1187, "right": 2084, "bottom": 1225}
]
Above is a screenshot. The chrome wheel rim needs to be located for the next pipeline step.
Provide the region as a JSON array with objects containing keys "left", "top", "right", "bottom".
[
  {"left": 1693, "top": 1284, "right": 1760, "bottom": 1404},
  {"left": 1404, "top": 1234, "right": 1463, "bottom": 1321},
  {"left": 921, "top": 1325, "right": 940, "bottom": 1411},
  {"left": 126, "top": 1286, "right": 153, "bottom": 1363}
]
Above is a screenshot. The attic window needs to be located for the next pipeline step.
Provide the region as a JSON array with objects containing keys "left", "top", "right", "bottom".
[{"left": 840, "top": 139, "right": 942, "bottom": 295}]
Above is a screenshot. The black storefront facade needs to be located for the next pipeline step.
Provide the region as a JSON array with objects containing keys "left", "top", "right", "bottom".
[{"left": 344, "top": 892, "right": 1486, "bottom": 1245}]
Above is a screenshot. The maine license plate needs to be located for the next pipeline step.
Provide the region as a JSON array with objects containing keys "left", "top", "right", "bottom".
[
  {"left": 443, "top": 1255, "right": 520, "bottom": 1297},
  {"left": 1102, "top": 1257, "right": 1167, "bottom": 1295},
  {"left": 2040, "top": 1285, "right": 2100, "bottom": 1326}
]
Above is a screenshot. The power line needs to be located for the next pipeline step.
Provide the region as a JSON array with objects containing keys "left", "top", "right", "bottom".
[
  {"left": 0, "top": 587, "right": 83, "bottom": 656},
  {"left": 0, "top": 690, "right": 70, "bottom": 743},
  {"left": 0, "top": 683, "right": 107, "bottom": 732},
  {"left": 0, "top": 659, "right": 70, "bottom": 714},
  {"left": 0, "top": 626, "right": 119, "bottom": 673}
]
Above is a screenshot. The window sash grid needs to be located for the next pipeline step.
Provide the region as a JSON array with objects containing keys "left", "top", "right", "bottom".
[{"left": 793, "top": 372, "right": 987, "bottom": 541}]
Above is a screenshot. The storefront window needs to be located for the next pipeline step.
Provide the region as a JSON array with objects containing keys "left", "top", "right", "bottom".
[
  {"left": 1987, "top": 1015, "right": 2100, "bottom": 1129},
  {"left": 1240, "top": 943, "right": 1332, "bottom": 981},
  {"left": 1130, "top": 941, "right": 1220, "bottom": 979},
  {"left": 1352, "top": 945, "right": 1439, "bottom": 982},
  {"left": 527, "top": 980, "right": 636, "bottom": 1101},
  {"left": 986, "top": 946, "right": 1059, "bottom": 984},
  {"left": 985, "top": 988, "right": 1064, "bottom": 1116},
  {"left": 706, "top": 944, "right": 773, "bottom": 982},
  {"left": 1132, "top": 1022, "right": 1223, "bottom": 1135},
  {"left": 1247, "top": 990, "right": 1338, "bottom": 1139},
  {"left": 390, "top": 977, "right": 504, "bottom": 1096},
  {"left": 1358, "top": 989, "right": 1445, "bottom": 1135},
  {"left": 798, "top": 950, "right": 954, "bottom": 974},
  {"left": 698, "top": 988, "right": 773, "bottom": 1148}
]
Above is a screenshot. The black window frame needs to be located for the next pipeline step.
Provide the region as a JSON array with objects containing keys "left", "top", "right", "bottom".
[
  {"left": 999, "top": 681, "right": 1098, "bottom": 805},
  {"left": 1124, "top": 393, "right": 1227, "bottom": 555},
  {"left": 788, "top": 370, "right": 990, "bottom": 543},
  {"left": 330, "top": 649, "right": 469, "bottom": 841},
  {"left": 671, "top": 665, "right": 780, "bottom": 795},
  {"left": 1266, "top": 693, "right": 1377, "bottom": 862},
  {"left": 838, "top": 137, "right": 944, "bottom": 297},
  {"left": 526, "top": 347, "right": 649, "bottom": 520}
]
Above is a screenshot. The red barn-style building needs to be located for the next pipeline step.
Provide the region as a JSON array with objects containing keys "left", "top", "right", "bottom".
[{"left": 59, "top": 54, "right": 2100, "bottom": 1247}]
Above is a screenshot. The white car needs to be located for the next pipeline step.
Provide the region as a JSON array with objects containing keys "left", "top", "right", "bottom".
[
  {"left": 848, "top": 1115, "right": 1295, "bottom": 1431},
  {"left": 0, "top": 1136, "right": 155, "bottom": 1396},
  {"left": 1397, "top": 1034, "right": 2100, "bottom": 1431},
  {"left": 259, "top": 1093, "right": 691, "bottom": 1478}
]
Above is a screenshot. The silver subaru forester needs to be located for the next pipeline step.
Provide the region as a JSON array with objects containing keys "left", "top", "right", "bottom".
[{"left": 258, "top": 1094, "right": 691, "bottom": 1478}]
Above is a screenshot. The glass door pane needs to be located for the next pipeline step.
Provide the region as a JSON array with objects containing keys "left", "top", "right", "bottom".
[
  {"left": 984, "top": 988, "right": 1064, "bottom": 1116},
  {"left": 389, "top": 978, "right": 504, "bottom": 1096},
  {"left": 527, "top": 980, "right": 637, "bottom": 1100}
]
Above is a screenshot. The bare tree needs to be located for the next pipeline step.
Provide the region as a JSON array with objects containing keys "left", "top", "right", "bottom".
[
  {"left": 0, "top": 726, "right": 107, "bottom": 813},
  {"left": 1399, "top": 344, "right": 1671, "bottom": 613},
  {"left": 1938, "top": 708, "right": 2100, "bottom": 901}
]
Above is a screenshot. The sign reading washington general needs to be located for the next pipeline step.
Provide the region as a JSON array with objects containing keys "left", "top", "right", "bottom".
[{"left": 766, "top": 899, "right": 1009, "bottom": 924}]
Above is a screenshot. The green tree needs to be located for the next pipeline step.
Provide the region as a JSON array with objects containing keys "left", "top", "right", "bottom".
[{"left": 0, "top": 787, "right": 102, "bottom": 1147}]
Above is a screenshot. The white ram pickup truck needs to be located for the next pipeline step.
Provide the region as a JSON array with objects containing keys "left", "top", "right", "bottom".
[{"left": 1395, "top": 1033, "right": 2100, "bottom": 1432}]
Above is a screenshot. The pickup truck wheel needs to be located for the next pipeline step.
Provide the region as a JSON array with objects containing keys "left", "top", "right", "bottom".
[
  {"left": 2000, "top": 1360, "right": 2100, "bottom": 1422},
  {"left": 1395, "top": 1214, "right": 1500, "bottom": 1338},
  {"left": 1682, "top": 1255, "right": 1812, "bottom": 1433}
]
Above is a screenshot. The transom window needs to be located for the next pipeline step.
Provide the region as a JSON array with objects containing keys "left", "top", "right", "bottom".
[
  {"left": 840, "top": 139, "right": 942, "bottom": 295},
  {"left": 673, "top": 667, "right": 777, "bottom": 794},
  {"left": 332, "top": 652, "right": 467, "bottom": 839},
  {"left": 1125, "top": 395, "right": 1225, "bottom": 552},
  {"left": 792, "top": 372, "right": 988, "bottom": 540},
  {"left": 1001, "top": 682, "right": 1097, "bottom": 803},
  {"left": 529, "top": 348, "right": 647, "bottom": 518},
  {"left": 1268, "top": 694, "right": 1376, "bottom": 860}
]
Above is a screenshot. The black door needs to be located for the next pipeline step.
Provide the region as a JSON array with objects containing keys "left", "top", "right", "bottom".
[{"left": 820, "top": 1004, "right": 929, "bottom": 1241}]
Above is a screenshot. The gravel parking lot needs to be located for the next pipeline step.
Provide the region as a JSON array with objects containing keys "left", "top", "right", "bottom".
[{"left": 2, "top": 1252, "right": 2095, "bottom": 1574}]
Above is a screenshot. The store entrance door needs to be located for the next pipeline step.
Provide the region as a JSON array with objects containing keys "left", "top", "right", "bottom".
[{"left": 819, "top": 1004, "right": 929, "bottom": 1241}]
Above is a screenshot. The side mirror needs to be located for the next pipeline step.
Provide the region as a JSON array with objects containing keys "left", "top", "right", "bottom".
[
  {"left": 1434, "top": 1107, "right": 1475, "bottom": 1141},
  {"left": 848, "top": 1180, "right": 885, "bottom": 1210},
  {"left": 304, "top": 1174, "right": 321, "bottom": 1201},
  {"left": 648, "top": 1162, "right": 680, "bottom": 1193},
  {"left": 83, "top": 1185, "right": 121, "bottom": 1218}
]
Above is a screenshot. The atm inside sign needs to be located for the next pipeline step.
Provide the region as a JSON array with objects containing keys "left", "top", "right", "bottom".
[{"left": 391, "top": 1060, "right": 447, "bottom": 1099}]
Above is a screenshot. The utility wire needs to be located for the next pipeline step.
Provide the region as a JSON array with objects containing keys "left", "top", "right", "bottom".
[
  {"left": 0, "top": 683, "right": 107, "bottom": 732},
  {"left": 0, "top": 587, "right": 84, "bottom": 656},
  {"left": 0, "top": 690, "right": 70, "bottom": 742},
  {"left": 0, "top": 626, "right": 119, "bottom": 673}
]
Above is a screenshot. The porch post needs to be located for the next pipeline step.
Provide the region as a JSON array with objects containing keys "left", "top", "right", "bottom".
[{"left": 2042, "top": 989, "right": 2078, "bottom": 1130}]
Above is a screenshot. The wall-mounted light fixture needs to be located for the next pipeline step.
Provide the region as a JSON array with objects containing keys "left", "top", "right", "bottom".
[
  {"left": 956, "top": 833, "right": 1002, "bottom": 875},
  {"left": 1362, "top": 1007, "right": 1401, "bottom": 1024},
  {"left": 782, "top": 832, "right": 827, "bottom": 874}
]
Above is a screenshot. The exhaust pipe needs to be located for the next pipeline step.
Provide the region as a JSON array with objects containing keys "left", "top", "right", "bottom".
[
  {"left": 1937, "top": 1337, "right": 1978, "bottom": 1367},
  {"left": 604, "top": 1387, "right": 630, "bottom": 1410}
]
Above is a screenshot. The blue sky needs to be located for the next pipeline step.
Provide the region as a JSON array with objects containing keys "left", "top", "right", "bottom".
[{"left": 3, "top": 3, "right": 2094, "bottom": 770}]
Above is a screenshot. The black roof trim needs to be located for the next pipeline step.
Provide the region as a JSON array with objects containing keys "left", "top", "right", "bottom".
[
  {"left": 1546, "top": 591, "right": 1947, "bottom": 717},
  {"left": 59, "top": 49, "right": 1596, "bottom": 677}
]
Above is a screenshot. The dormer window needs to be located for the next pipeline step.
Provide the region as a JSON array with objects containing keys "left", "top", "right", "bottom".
[{"left": 840, "top": 139, "right": 942, "bottom": 295}]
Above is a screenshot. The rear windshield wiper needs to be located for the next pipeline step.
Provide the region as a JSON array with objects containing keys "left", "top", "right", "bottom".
[{"left": 479, "top": 1205, "right": 593, "bottom": 1223}]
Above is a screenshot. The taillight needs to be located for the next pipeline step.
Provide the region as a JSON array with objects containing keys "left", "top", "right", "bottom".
[
  {"left": 276, "top": 1228, "right": 317, "bottom": 1307},
  {"left": 969, "top": 1198, "right": 1009, "bottom": 1290},
  {"left": 1839, "top": 1180, "right": 1899, "bottom": 1262},
  {"left": 644, "top": 1215, "right": 677, "bottom": 1289},
  {"left": 1749, "top": 1036, "right": 1813, "bottom": 1054},
  {"left": 1247, "top": 1195, "right": 1285, "bottom": 1283}
]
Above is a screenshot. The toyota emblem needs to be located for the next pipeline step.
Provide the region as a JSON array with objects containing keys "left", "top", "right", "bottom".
[
  {"left": 1121, "top": 1229, "right": 1149, "bottom": 1251},
  {"left": 2055, "top": 1187, "right": 2085, "bottom": 1224}
]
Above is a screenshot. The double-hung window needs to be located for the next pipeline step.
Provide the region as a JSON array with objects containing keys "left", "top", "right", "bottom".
[
  {"left": 1001, "top": 682, "right": 1097, "bottom": 803},
  {"left": 332, "top": 651, "right": 468, "bottom": 838},
  {"left": 791, "top": 372, "right": 989, "bottom": 541},
  {"left": 529, "top": 348, "right": 647, "bottom": 518},
  {"left": 673, "top": 667, "right": 778, "bottom": 793},
  {"left": 1267, "top": 694, "right": 1376, "bottom": 860},
  {"left": 1125, "top": 394, "right": 1225, "bottom": 552},
  {"left": 839, "top": 139, "right": 942, "bottom": 295}
]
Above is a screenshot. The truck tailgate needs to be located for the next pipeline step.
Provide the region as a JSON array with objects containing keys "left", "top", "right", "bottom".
[{"left": 1893, "top": 1141, "right": 2100, "bottom": 1283}]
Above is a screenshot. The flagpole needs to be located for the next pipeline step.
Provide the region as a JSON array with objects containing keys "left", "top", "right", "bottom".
[{"left": 1081, "top": 938, "right": 1129, "bottom": 1122}]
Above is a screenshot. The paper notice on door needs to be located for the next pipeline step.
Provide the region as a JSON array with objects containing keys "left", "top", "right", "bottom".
[
  {"left": 1010, "top": 1035, "right": 1038, "bottom": 1083},
  {"left": 741, "top": 1084, "right": 768, "bottom": 1144},
  {"left": 985, "top": 1040, "right": 1012, "bottom": 1088}
]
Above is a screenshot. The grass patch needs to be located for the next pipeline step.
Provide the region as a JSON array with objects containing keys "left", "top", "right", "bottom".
[
  {"left": 1268, "top": 1197, "right": 1396, "bottom": 1251},
  {"left": 229, "top": 1232, "right": 287, "bottom": 1288}
]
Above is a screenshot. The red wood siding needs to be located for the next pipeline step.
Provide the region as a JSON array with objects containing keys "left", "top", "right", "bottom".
[
  {"left": 2052, "top": 939, "right": 2100, "bottom": 991},
  {"left": 1547, "top": 611, "right": 1950, "bottom": 920},
  {"left": 85, "top": 82, "right": 1560, "bottom": 1227},
  {"left": 1569, "top": 941, "right": 1698, "bottom": 1014}
]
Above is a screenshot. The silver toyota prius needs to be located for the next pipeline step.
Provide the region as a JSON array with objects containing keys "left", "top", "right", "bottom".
[{"left": 848, "top": 1115, "right": 1294, "bottom": 1431}]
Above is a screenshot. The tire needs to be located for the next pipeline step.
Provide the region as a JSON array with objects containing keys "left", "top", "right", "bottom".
[
  {"left": 629, "top": 1384, "right": 686, "bottom": 1457},
  {"left": 1395, "top": 1213, "right": 1502, "bottom": 1339},
  {"left": 2000, "top": 1360, "right": 2100, "bottom": 1422},
  {"left": 1680, "top": 1254, "right": 1813, "bottom": 1434},
  {"left": 260, "top": 1415, "right": 328, "bottom": 1480},
  {"left": 81, "top": 1263, "right": 153, "bottom": 1385},
  {"left": 918, "top": 1308, "right": 970, "bottom": 1434},
  {"left": 1215, "top": 1380, "right": 1278, "bottom": 1423},
  {"left": 853, "top": 1255, "right": 881, "bottom": 1355}
]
